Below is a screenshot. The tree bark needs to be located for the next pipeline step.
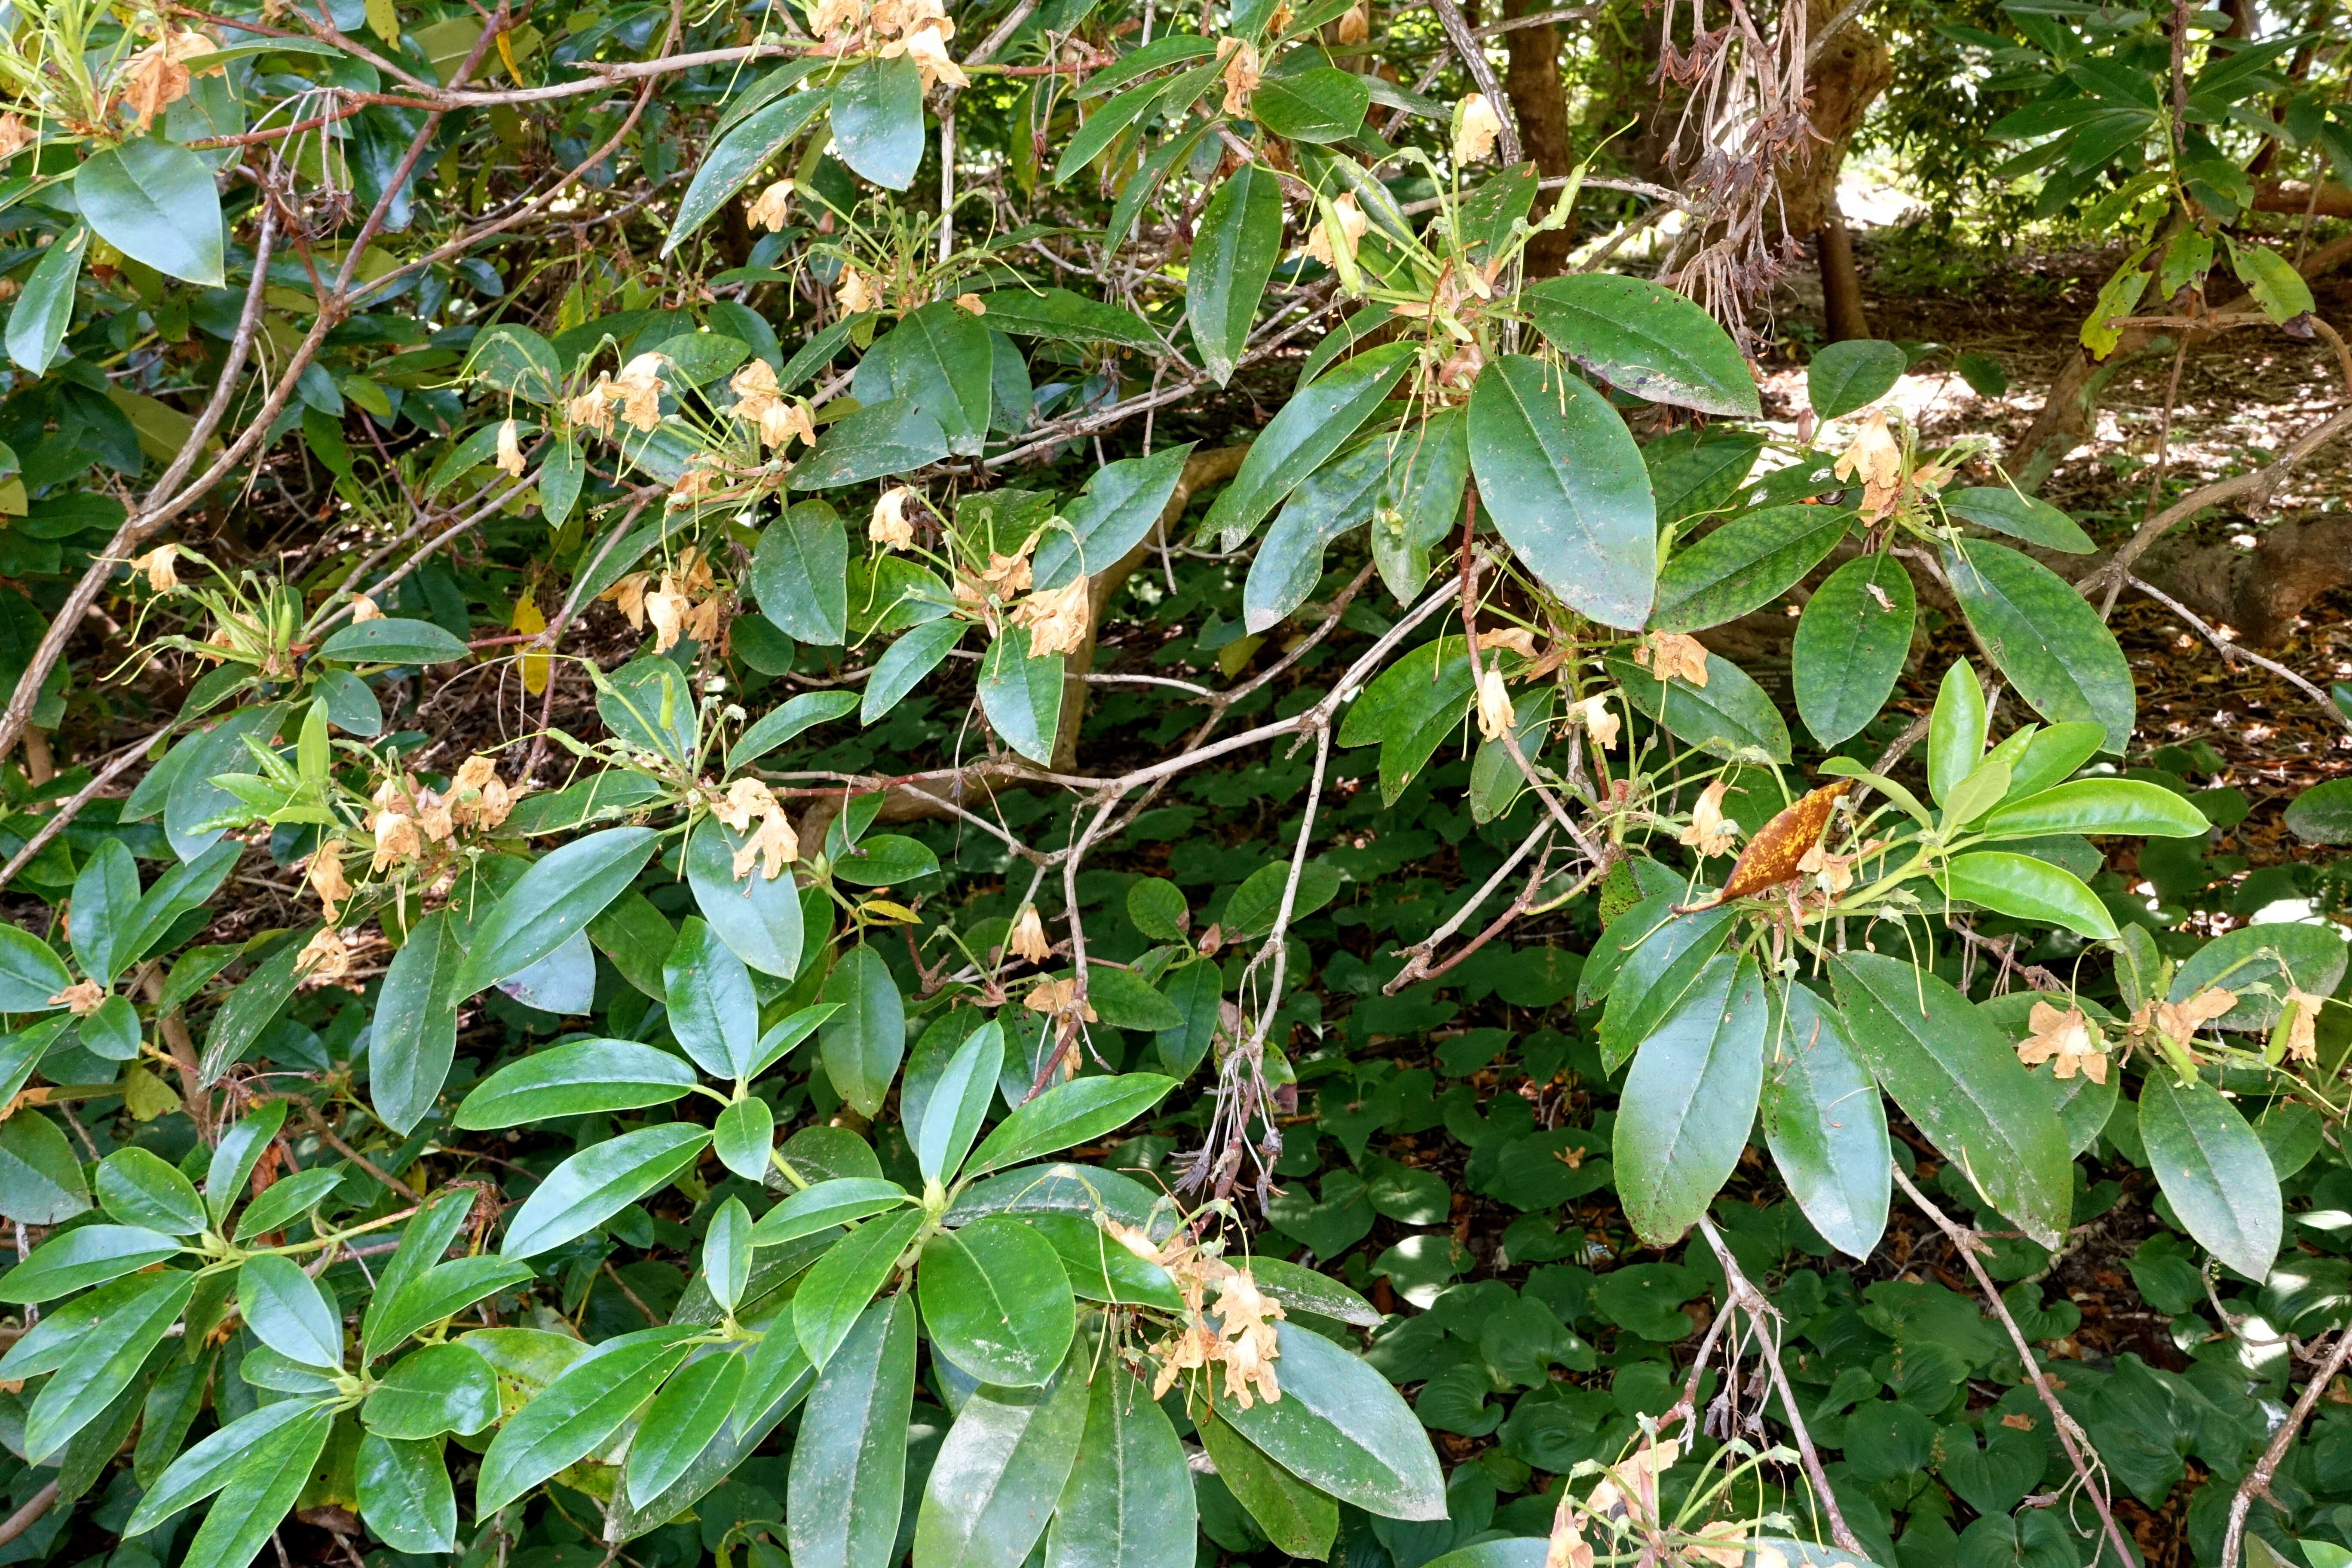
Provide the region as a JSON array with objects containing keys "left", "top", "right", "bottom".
[
  {"left": 1501, "top": 0, "right": 1577, "bottom": 276},
  {"left": 1816, "top": 208, "right": 1870, "bottom": 340},
  {"left": 1776, "top": 0, "right": 1891, "bottom": 239}
]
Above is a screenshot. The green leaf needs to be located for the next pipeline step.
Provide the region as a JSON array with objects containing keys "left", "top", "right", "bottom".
[
  {"left": 787, "top": 1293, "right": 916, "bottom": 1568},
  {"left": 864, "top": 300, "right": 994, "bottom": 457},
  {"left": 1469, "top": 354, "right": 1657, "bottom": 630},
  {"left": 666, "top": 916, "right": 762, "bottom": 1081},
  {"left": 1046, "top": 1360, "right": 1197, "bottom": 1568},
  {"left": 205, "top": 1101, "right": 290, "bottom": 1225},
  {"left": 230, "top": 1166, "right": 345, "bottom": 1243},
  {"left": 372, "top": 907, "right": 466, "bottom": 1135},
  {"left": 1200, "top": 1407, "right": 1336, "bottom": 1558},
  {"left": 664, "top": 87, "right": 832, "bottom": 256},
  {"left": 978, "top": 627, "right": 1064, "bottom": 763},
  {"left": 1219, "top": 1321, "right": 1446, "bottom": 1520},
  {"left": 1202, "top": 342, "right": 1413, "bottom": 547},
  {"left": 1188, "top": 165, "right": 1285, "bottom": 386},
  {"left": 1792, "top": 554, "right": 1915, "bottom": 747},
  {"left": 1928, "top": 660, "right": 1987, "bottom": 803},
  {"left": 1943, "top": 541, "right": 2135, "bottom": 753},
  {"left": 455, "top": 1038, "right": 697, "bottom": 1128},
  {"left": 1086, "top": 966, "right": 1187, "bottom": 1031},
  {"left": 1032, "top": 444, "right": 1194, "bottom": 591},
  {"left": 830, "top": 54, "right": 926, "bottom": 190},
  {"left": 0, "top": 921, "right": 72, "bottom": 1011},
  {"left": 501, "top": 1124, "right": 714, "bottom": 1258},
  {"left": 794, "top": 1207, "right": 925, "bottom": 1371},
  {"left": 687, "top": 815, "right": 808, "bottom": 980},
  {"left": 917, "top": 1021, "right": 1005, "bottom": 1184},
  {"left": 1651, "top": 504, "right": 1851, "bottom": 632},
  {"left": 0, "top": 1223, "right": 180, "bottom": 1303},
  {"left": 1373, "top": 404, "right": 1471, "bottom": 602},
  {"left": 361, "top": 1342, "right": 502, "bottom": 1438},
  {"left": 914, "top": 1337, "right": 1092, "bottom": 1568},
  {"left": 2229, "top": 239, "right": 2315, "bottom": 324},
  {"left": 367, "top": 1255, "right": 537, "bottom": 1352},
  {"left": 1246, "top": 1257, "right": 1382, "bottom": 1326},
  {"left": 790, "top": 397, "right": 952, "bottom": 488},
  {"left": 197, "top": 934, "right": 307, "bottom": 1083},
  {"left": 2138, "top": 1070, "right": 2281, "bottom": 1279},
  {"left": 125, "top": 1398, "right": 329, "bottom": 1536},
  {"left": 1244, "top": 437, "right": 1388, "bottom": 633},
  {"left": 732, "top": 691, "right": 859, "bottom": 770},
  {"left": 754, "top": 502, "right": 851, "bottom": 643},
  {"left": 95, "top": 1147, "right": 206, "bottom": 1235},
  {"left": 1614, "top": 955, "right": 1768, "bottom": 1246},
  {"left": 1807, "top": 339, "right": 1907, "bottom": 419},
  {"left": 1595, "top": 897, "right": 1737, "bottom": 1072},
  {"left": 23, "top": 1270, "right": 193, "bottom": 1463},
  {"left": 920, "top": 1215, "right": 1077, "bottom": 1386},
  {"left": 715, "top": 1097, "right": 777, "bottom": 1183},
  {"left": 627, "top": 1351, "right": 747, "bottom": 1507},
  {"left": 174, "top": 1399, "right": 334, "bottom": 1568},
  {"left": 1940, "top": 851, "right": 2118, "bottom": 939},
  {"left": 1522, "top": 274, "right": 1761, "bottom": 417},
  {"left": 0, "top": 1112, "right": 90, "bottom": 1225},
  {"left": 1829, "top": 951, "right": 2072, "bottom": 1248},
  {"left": 1018, "top": 1214, "right": 1184, "bottom": 1310},
  {"left": 476, "top": 1327, "right": 696, "bottom": 1511},
  {"left": 453, "top": 827, "right": 662, "bottom": 997},
  {"left": 6, "top": 224, "right": 86, "bottom": 375},
  {"left": 751, "top": 1177, "right": 915, "bottom": 1247},
  {"left": 821, "top": 945, "right": 905, "bottom": 1118},
  {"left": 971, "top": 289, "right": 1162, "bottom": 353},
  {"left": 2170, "top": 922, "right": 2348, "bottom": 1033},
  {"left": 1251, "top": 66, "right": 1370, "bottom": 141},
  {"left": 357, "top": 1433, "right": 458, "bottom": 1554},
  {"left": 1978, "top": 778, "right": 2208, "bottom": 838},
  {"left": 467, "top": 323, "right": 564, "bottom": 402},
  {"left": 74, "top": 140, "right": 225, "bottom": 287},
  {"left": 1608, "top": 650, "right": 1791, "bottom": 763},
  {"left": 1944, "top": 487, "right": 2094, "bottom": 553},
  {"left": 239, "top": 1254, "right": 344, "bottom": 1369},
  {"left": 966, "top": 1074, "right": 1177, "bottom": 1176},
  {"left": 1761, "top": 982, "right": 1890, "bottom": 1260},
  {"left": 316, "top": 616, "right": 472, "bottom": 665},
  {"left": 2005, "top": 720, "right": 2107, "bottom": 799}
]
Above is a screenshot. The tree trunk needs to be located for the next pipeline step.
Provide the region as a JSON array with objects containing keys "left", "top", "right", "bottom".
[
  {"left": 1501, "top": 0, "right": 1577, "bottom": 276},
  {"left": 1816, "top": 208, "right": 1870, "bottom": 340}
]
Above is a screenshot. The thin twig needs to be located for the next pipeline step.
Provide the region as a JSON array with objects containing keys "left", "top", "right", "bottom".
[{"left": 2220, "top": 1329, "right": 2352, "bottom": 1568}]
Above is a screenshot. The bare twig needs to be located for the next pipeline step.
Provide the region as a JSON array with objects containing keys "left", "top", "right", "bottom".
[{"left": 2220, "top": 1329, "right": 2352, "bottom": 1568}]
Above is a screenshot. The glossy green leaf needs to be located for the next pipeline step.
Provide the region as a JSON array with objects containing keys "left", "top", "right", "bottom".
[
  {"left": 687, "top": 815, "right": 808, "bottom": 980},
  {"left": 1595, "top": 899, "right": 1737, "bottom": 1072},
  {"left": 917, "top": 1021, "right": 1005, "bottom": 1184},
  {"left": 476, "top": 1327, "right": 696, "bottom": 1511},
  {"left": 715, "top": 1096, "right": 778, "bottom": 1183},
  {"left": 966, "top": 1074, "right": 1177, "bottom": 1176},
  {"left": 754, "top": 502, "right": 851, "bottom": 643},
  {"left": 1219, "top": 1322, "right": 1447, "bottom": 1520},
  {"left": 1614, "top": 955, "right": 1768, "bottom": 1246},
  {"left": 821, "top": 945, "right": 906, "bottom": 1118},
  {"left": 361, "top": 1342, "right": 502, "bottom": 1438},
  {"left": 1945, "top": 487, "right": 2094, "bottom": 552},
  {"left": 705, "top": 1197, "right": 754, "bottom": 1313},
  {"left": 1188, "top": 165, "right": 1284, "bottom": 386},
  {"left": 1017, "top": 1214, "right": 1184, "bottom": 1310},
  {"left": 1199, "top": 1408, "right": 1336, "bottom": 1558},
  {"left": 795, "top": 1207, "right": 924, "bottom": 1371},
  {"left": 830, "top": 54, "right": 925, "bottom": 190},
  {"left": 2138, "top": 1070, "right": 2281, "bottom": 1280},
  {"left": 371, "top": 906, "right": 465, "bottom": 1134},
  {"left": 666, "top": 916, "right": 762, "bottom": 1080},
  {"left": 1046, "top": 1362, "right": 1197, "bottom": 1568},
  {"left": 125, "top": 1398, "right": 330, "bottom": 1536},
  {"left": 2170, "top": 922, "right": 2348, "bottom": 1033},
  {"left": 6, "top": 224, "right": 86, "bottom": 374},
  {"left": 1252, "top": 65, "right": 1369, "bottom": 140},
  {"left": 1243, "top": 436, "right": 1387, "bottom": 634},
  {"left": 454, "top": 1038, "right": 697, "bottom": 1128},
  {"left": 0, "top": 1223, "right": 181, "bottom": 1303},
  {"left": 1807, "top": 339, "right": 1907, "bottom": 419},
  {"left": 174, "top": 1398, "right": 334, "bottom": 1568},
  {"left": 971, "top": 289, "right": 1162, "bottom": 353},
  {"left": 1978, "top": 778, "right": 2209, "bottom": 839},
  {"left": 95, "top": 1146, "right": 206, "bottom": 1235},
  {"left": 367, "top": 1255, "right": 538, "bottom": 1352},
  {"left": 790, "top": 397, "right": 952, "bottom": 488},
  {"left": 76, "top": 140, "right": 225, "bottom": 286},
  {"left": 453, "top": 827, "right": 662, "bottom": 997},
  {"left": 1032, "top": 444, "right": 1194, "bottom": 590},
  {"left": 2005, "top": 720, "right": 2108, "bottom": 799},
  {"left": 1941, "top": 851, "right": 2118, "bottom": 939},
  {"left": 628, "top": 1351, "right": 747, "bottom": 1507},
  {"left": 731, "top": 691, "right": 859, "bottom": 770},
  {"left": 1928, "top": 660, "right": 1988, "bottom": 803},
  {"left": 239, "top": 1254, "right": 344, "bottom": 1369},
  {"left": 500, "top": 1123, "right": 714, "bottom": 1257},
  {"left": 978, "top": 626, "right": 1064, "bottom": 763},
  {"left": 865, "top": 300, "right": 994, "bottom": 457},
  {"left": 1608, "top": 650, "right": 1791, "bottom": 763},
  {"left": 788, "top": 1294, "right": 916, "bottom": 1568},
  {"left": 752, "top": 1177, "right": 915, "bottom": 1247},
  {"left": 864, "top": 619, "right": 965, "bottom": 724},
  {"left": 664, "top": 87, "right": 832, "bottom": 255},
  {"left": 316, "top": 617, "right": 472, "bottom": 665},
  {"left": 1761, "top": 982, "right": 1890, "bottom": 1260},
  {"left": 205, "top": 1101, "right": 291, "bottom": 1225},
  {"left": 23, "top": 1269, "right": 193, "bottom": 1463},
  {"left": 1830, "top": 951, "right": 2071, "bottom": 1247},
  {"left": 914, "top": 1337, "right": 1092, "bottom": 1568},
  {"left": 1468, "top": 354, "right": 1656, "bottom": 630},
  {"left": 1651, "top": 504, "right": 1850, "bottom": 633},
  {"left": 1522, "top": 274, "right": 1762, "bottom": 417},
  {"left": 1944, "top": 541, "right": 2135, "bottom": 753},
  {"left": 0, "top": 921, "right": 73, "bottom": 1011},
  {"left": 921, "top": 1215, "right": 1077, "bottom": 1385},
  {"left": 357, "top": 1433, "right": 458, "bottom": 1554},
  {"left": 1202, "top": 344, "right": 1414, "bottom": 549}
]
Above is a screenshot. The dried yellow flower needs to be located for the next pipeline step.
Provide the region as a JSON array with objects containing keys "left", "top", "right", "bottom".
[
  {"left": 50, "top": 980, "right": 106, "bottom": 1017},
  {"left": 870, "top": 486, "right": 919, "bottom": 549},
  {"left": 350, "top": 593, "right": 383, "bottom": 623},
  {"left": 296, "top": 927, "right": 352, "bottom": 983},
  {"left": 954, "top": 294, "right": 986, "bottom": 315},
  {"left": 612, "top": 353, "right": 667, "bottom": 432},
  {"left": 810, "top": 0, "right": 867, "bottom": 38},
  {"left": 1009, "top": 906, "right": 1052, "bottom": 963},
  {"left": 1026, "top": 976, "right": 1097, "bottom": 1021},
  {"left": 307, "top": 842, "right": 352, "bottom": 923},
  {"left": 1679, "top": 780, "right": 1738, "bottom": 858},
  {"left": 1574, "top": 694, "right": 1619, "bottom": 750},
  {"left": 1453, "top": 92, "right": 1502, "bottom": 162},
  {"left": 1475, "top": 667, "right": 1516, "bottom": 742},
  {"left": 1013, "top": 575, "right": 1092, "bottom": 657},
  {"left": 0, "top": 114, "right": 35, "bottom": 162},
  {"left": 836, "top": 267, "right": 879, "bottom": 315},
  {"left": 1834, "top": 407, "right": 1905, "bottom": 519},
  {"left": 494, "top": 418, "right": 526, "bottom": 478},
  {"left": 1218, "top": 38, "right": 1261, "bottom": 114},
  {"left": 2016, "top": 999, "right": 2107, "bottom": 1083},
  {"left": 569, "top": 374, "right": 617, "bottom": 437},
  {"left": 883, "top": 27, "right": 969, "bottom": 90},
  {"left": 746, "top": 179, "right": 795, "bottom": 232},
  {"left": 1304, "top": 193, "right": 1369, "bottom": 269},
  {"left": 1335, "top": 1, "right": 1370, "bottom": 42},
  {"left": 118, "top": 29, "right": 220, "bottom": 133},
  {"left": 128, "top": 544, "right": 181, "bottom": 594},
  {"left": 1635, "top": 631, "right": 1710, "bottom": 686}
]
